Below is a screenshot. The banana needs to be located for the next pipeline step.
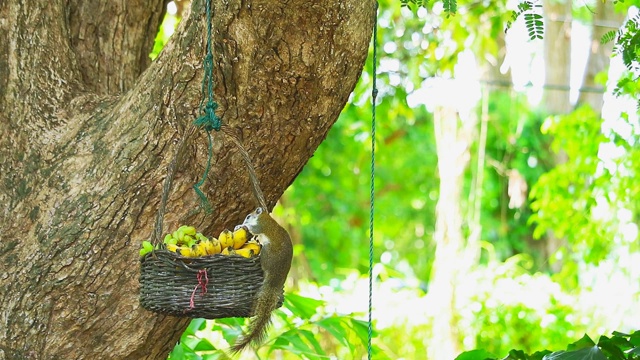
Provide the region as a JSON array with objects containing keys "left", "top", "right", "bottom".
[
  {"left": 182, "top": 234, "right": 196, "bottom": 248},
  {"left": 177, "top": 245, "right": 193, "bottom": 257},
  {"left": 219, "top": 230, "right": 234, "bottom": 249},
  {"left": 234, "top": 248, "right": 255, "bottom": 258},
  {"left": 179, "top": 225, "right": 197, "bottom": 236},
  {"left": 221, "top": 246, "right": 234, "bottom": 256},
  {"left": 205, "top": 238, "right": 222, "bottom": 255},
  {"left": 232, "top": 226, "right": 249, "bottom": 249},
  {"left": 166, "top": 243, "right": 179, "bottom": 253},
  {"left": 164, "top": 234, "right": 177, "bottom": 245},
  {"left": 193, "top": 241, "right": 208, "bottom": 257},
  {"left": 140, "top": 241, "right": 155, "bottom": 257},
  {"left": 241, "top": 240, "right": 261, "bottom": 255},
  {"left": 195, "top": 232, "right": 209, "bottom": 242}
]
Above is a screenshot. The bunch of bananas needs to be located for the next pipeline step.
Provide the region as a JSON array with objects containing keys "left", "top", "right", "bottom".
[{"left": 139, "top": 225, "right": 261, "bottom": 259}]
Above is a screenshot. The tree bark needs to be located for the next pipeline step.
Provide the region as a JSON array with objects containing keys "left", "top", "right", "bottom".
[
  {"left": 576, "top": 0, "right": 625, "bottom": 111},
  {"left": 541, "top": 0, "right": 572, "bottom": 272},
  {"left": 543, "top": 0, "right": 572, "bottom": 114},
  {"left": 0, "top": 0, "right": 375, "bottom": 359}
]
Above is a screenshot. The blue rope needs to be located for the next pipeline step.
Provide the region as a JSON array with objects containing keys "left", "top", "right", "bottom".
[
  {"left": 368, "top": 2, "right": 378, "bottom": 359},
  {"left": 193, "top": 0, "right": 221, "bottom": 212}
]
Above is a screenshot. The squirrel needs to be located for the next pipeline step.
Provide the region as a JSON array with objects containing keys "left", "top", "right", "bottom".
[{"left": 230, "top": 207, "right": 293, "bottom": 354}]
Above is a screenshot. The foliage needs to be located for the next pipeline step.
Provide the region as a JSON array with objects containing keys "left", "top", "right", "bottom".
[
  {"left": 505, "top": 1, "right": 544, "bottom": 40},
  {"left": 149, "top": 1, "right": 640, "bottom": 359},
  {"left": 611, "top": 14, "right": 640, "bottom": 75},
  {"left": 401, "top": 0, "right": 457, "bottom": 16},
  {"left": 476, "top": 92, "right": 553, "bottom": 265},
  {"left": 167, "top": 293, "right": 381, "bottom": 359},
  {"left": 601, "top": 9, "right": 640, "bottom": 107},
  {"left": 528, "top": 106, "right": 612, "bottom": 263},
  {"left": 456, "top": 331, "right": 640, "bottom": 360},
  {"left": 150, "top": 8, "right": 180, "bottom": 60}
]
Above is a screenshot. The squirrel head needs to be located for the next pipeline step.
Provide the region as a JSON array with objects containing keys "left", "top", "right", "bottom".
[{"left": 242, "top": 207, "right": 269, "bottom": 234}]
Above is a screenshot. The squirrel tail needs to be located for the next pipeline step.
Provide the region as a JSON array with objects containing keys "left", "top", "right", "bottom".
[{"left": 230, "top": 287, "right": 279, "bottom": 354}]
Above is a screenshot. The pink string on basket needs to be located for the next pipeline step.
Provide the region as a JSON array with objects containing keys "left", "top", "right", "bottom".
[{"left": 189, "top": 269, "right": 209, "bottom": 309}]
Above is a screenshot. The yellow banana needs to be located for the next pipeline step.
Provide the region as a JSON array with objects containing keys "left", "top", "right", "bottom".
[
  {"left": 177, "top": 245, "right": 193, "bottom": 257},
  {"left": 232, "top": 226, "right": 249, "bottom": 249},
  {"left": 219, "top": 230, "right": 234, "bottom": 249},
  {"left": 241, "top": 240, "right": 261, "bottom": 255},
  {"left": 234, "top": 248, "right": 255, "bottom": 258},
  {"left": 205, "top": 238, "right": 222, "bottom": 255},
  {"left": 166, "top": 243, "right": 179, "bottom": 253},
  {"left": 221, "top": 246, "right": 234, "bottom": 255},
  {"left": 193, "top": 241, "right": 208, "bottom": 257}
]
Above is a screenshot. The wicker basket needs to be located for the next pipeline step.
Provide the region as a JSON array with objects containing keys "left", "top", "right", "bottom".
[{"left": 139, "top": 249, "right": 284, "bottom": 319}]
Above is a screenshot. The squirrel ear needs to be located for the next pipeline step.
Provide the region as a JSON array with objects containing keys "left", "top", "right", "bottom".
[{"left": 256, "top": 207, "right": 264, "bottom": 214}]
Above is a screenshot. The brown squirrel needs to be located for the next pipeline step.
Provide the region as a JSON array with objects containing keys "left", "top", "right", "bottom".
[{"left": 230, "top": 207, "right": 293, "bottom": 353}]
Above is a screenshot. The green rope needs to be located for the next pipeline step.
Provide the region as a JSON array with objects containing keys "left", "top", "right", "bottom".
[
  {"left": 193, "top": 0, "right": 221, "bottom": 212},
  {"left": 368, "top": 2, "right": 378, "bottom": 360}
]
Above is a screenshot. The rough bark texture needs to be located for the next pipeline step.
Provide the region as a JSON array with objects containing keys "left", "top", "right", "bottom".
[{"left": 0, "top": 0, "right": 375, "bottom": 359}]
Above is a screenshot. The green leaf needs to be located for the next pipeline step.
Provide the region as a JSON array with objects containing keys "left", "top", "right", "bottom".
[
  {"left": 443, "top": 0, "right": 457, "bottom": 16},
  {"left": 601, "top": 30, "right": 618, "bottom": 44},
  {"left": 212, "top": 318, "right": 245, "bottom": 345},
  {"left": 298, "top": 329, "right": 326, "bottom": 356},
  {"left": 542, "top": 347, "right": 606, "bottom": 360},
  {"left": 455, "top": 349, "right": 497, "bottom": 360},
  {"left": 271, "top": 329, "right": 322, "bottom": 359},
  {"left": 530, "top": 350, "right": 553, "bottom": 360},
  {"left": 183, "top": 319, "right": 206, "bottom": 337},
  {"left": 193, "top": 338, "right": 217, "bottom": 352},
  {"left": 567, "top": 334, "right": 596, "bottom": 351},
  {"left": 630, "top": 331, "right": 640, "bottom": 346},
  {"left": 506, "top": 349, "right": 528, "bottom": 359},
  {"left": 284, "top": 293, "right": 325, "bottom": 320},
  {"left": 316, "top": 317, "right": 350, "bottom": 347},
  {"left": 350, "top": 318, "right": 370, "bottom": 347}
]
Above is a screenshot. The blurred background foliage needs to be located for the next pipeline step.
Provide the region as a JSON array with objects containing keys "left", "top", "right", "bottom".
[{"left": 151, "top": 0, "right": 640, "bottom": 359}]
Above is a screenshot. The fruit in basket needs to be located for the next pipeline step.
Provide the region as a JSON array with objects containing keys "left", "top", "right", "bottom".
[
  {"left": 221, "top": 246, "right": 234, "bottom": 255},
  {"left": 139, "top": 241, "right": 155, "bottom": 257},
  {"left": 148, "top": 224, "right": 261, "bottom": 259},
  {"left": 219, "top": 230, "right": 234, "bottom": 248},
  {"left": 193, "top": 241, "right": 209, "bottom": 257},
  {"left": 205, "top": 238, "right": 222, "bottom": 255},
  {"left": 165, "top": 243, "right": 179, "bottom": 253},
  {"left": 240, "top": 239, "right": 261, "bottom": 256},
  {"left": 234, "top": 248, "right": 255, "bottom": 258},
  {"left": 176, "top": 245, "right": 193, "bottom": 257},
  {"left": 232, "top": 226, "right": 249, "bottom": 249}
]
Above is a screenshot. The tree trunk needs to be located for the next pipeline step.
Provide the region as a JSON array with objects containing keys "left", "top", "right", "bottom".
[
  {"left": 541, "top": 0, "right": 572, "bottom": 272},
  {"left": 0, "top": 0, "right": 375, "bottom": 359},
  {"left": 543, "top": 0, "right": 572, "bottom": 114},
  {"left": 428, "top": 106, "right": 471, "bottom": 360},
  {"left": 576, "top": 0, "right": 625, "bottom": 111}
]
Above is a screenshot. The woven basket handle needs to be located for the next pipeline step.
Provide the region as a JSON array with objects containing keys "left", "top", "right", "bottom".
[
  {"left": 150, "top": 124, "right": 267, "bottom": 246},
  {"left": 151, "top": 126, "right": 196, "bottom": 246},
  {"left": 220, "top": 124, "right": 268, "bottom": 211}
]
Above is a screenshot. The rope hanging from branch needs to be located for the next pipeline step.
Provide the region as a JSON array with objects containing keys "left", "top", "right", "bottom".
[
  {"left": 191, "top": 0, "right": 268, "bottom": 212},
  {"left": 192, "top": 0, "right": 221, "bottom": 212},
  {"left": 368, "top": 2, "right": 379, "bottom": 359}
]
